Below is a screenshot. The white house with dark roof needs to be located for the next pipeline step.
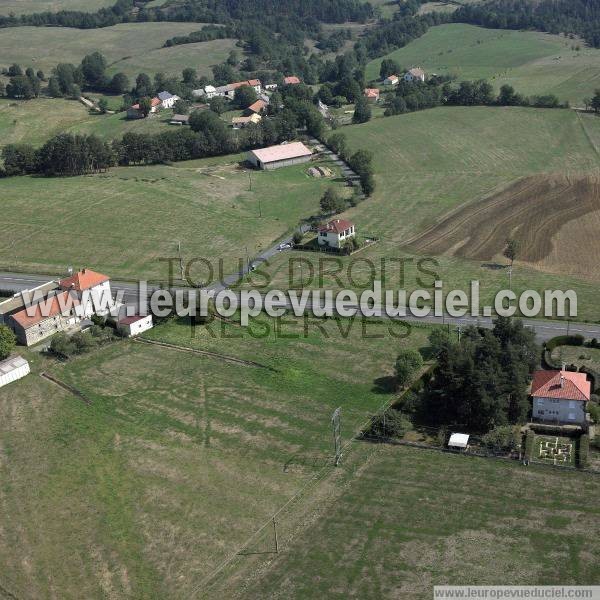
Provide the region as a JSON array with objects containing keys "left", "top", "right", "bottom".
[
  {"left": 157, "top": 91, "right": 179, "bottom": 109},
  {"left": 318, "top": 219, "right": 356, "bottom": 249}
]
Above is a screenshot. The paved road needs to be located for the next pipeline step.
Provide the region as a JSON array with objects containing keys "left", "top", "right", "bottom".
[{"left": 1, "top": 271, "right": 598, "bottom": 342}]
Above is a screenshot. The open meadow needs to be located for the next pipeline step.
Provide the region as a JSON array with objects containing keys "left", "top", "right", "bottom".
[
  {"left": 0, "top": 315, "right": 431, "bottom": 598},
  {"left": 0, "top": 0, "right": 113, "bottom": 15},
  {"left": 0, "top": 23, "right": 237, "bottom": 78},
  {"left": 0, "top": 97, "right": 171, "bottom": 148},
  {"left": 245, "top": 106, "right": 600, "bottom": 321},
  {"left": 0, "top": 154, "right": 348, "bottom": 281},
  {"left": 238, "top": 443, "right": 600, "bottom": 599},
  {"left": 366, "top": 23, "right": 600, "bottom": 105}
]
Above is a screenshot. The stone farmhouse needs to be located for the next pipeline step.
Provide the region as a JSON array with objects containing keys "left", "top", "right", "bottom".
[
  {"left": 383, "top": 74, "right": 399, "bottom": 86},
  {"left": 404, "top": 67, "right": 426, "bottom": 83},
  {"left": 4, "top": 268, "right": 114, "bottom": 347},
  {"left": 531, "top": 369, "right": 591, "bottom": 425},
  {"left": 8, "top": 290, "right": 81, "bottom": 346}
]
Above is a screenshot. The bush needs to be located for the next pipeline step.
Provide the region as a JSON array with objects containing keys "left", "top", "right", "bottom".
[
  {"left": 545, "top": 335, "right": 585, "bottom": 352},
  {"left": 524, "top": 429, "right": 535, "bottom": 460},
  {"left": 0, "top": 324, "right": 16, "bottom": 360},
  {"left": 481, "top": 425, "right": 519, "bottom": 451},
  {"left": 365, "top": 408, "right": 413, "bottom": 439},
  {"left": 49, "top": 333, "right": 77, "bottom": 359},
  {"left": 577, "top": 434, "right": 590, "bottom": 468},
  {"left": 587, "top": 401, "right": 600, "bottom": 424}
]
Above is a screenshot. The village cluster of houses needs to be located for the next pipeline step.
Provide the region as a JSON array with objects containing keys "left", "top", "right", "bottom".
[
  {"left": 0, "top": 268, "right": 152, "bottom": 347},
  {"left": 128, "top": 76, "right": 302, "bottom": 128},
  {"left": 361, "top": 67, "right": 427, "bottom": 104},
  {"left": 127, "top": 90, "right": 180, "bottom": 119}
]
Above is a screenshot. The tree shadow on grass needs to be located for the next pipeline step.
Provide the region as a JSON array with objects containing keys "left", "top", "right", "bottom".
[{"left": 372, "top": 375, "right": 397, "bottom": 394}]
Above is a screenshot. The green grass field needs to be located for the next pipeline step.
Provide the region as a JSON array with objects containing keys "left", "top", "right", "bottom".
[
  {"left": 0, "top": 23, "right": 236, "bottom": 78},
  {"left": 0, "top": 0, "right": 113, "bottom": 15},
  {"left": 0, "top": 154, "right": 348, "bottom": 280},
  {"left": 0, "top": 97, "right": 171, "bottom": 148},
  {"left": 366, "top": 23, "right": 600, "bottom": 105},
  {"left": 243, "top": 106, "right": 600, "bottom": 321},
  {"left": 0, "top": 316, "right": 430, "bottom": 598},
  {"left": 238, "top": 443, "right": 600, "bottom": 598}
]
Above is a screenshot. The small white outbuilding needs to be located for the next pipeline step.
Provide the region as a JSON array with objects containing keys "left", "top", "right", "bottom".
[
  {"left": 117, "top": 314, "right": 153, "bottom": 337},
  {"left": 448, "top": 433, "right": 470, "bottom": 450},
  {"left": 0, "top": 355, "right": 30, "bottom": 389}
]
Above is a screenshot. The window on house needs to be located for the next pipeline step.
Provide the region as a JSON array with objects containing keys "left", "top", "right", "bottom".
[
  {"left": 568, "top": 412, "right": 576, "bottom": 420},
  {"left": 537, "top": 399, "right": 544, "bottom": 406},
  {"left": 569, "top": 401, "right": 576, "bottom": 409}
]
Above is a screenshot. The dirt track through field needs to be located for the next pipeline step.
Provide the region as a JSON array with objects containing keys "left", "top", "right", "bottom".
[{"left": 405, "top": 173, "right": 600, "bottom": 281}]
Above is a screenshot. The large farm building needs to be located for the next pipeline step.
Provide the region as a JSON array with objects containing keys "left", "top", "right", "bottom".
[{"left": 247, "top": 142, "right": 313, "bottom": 170}]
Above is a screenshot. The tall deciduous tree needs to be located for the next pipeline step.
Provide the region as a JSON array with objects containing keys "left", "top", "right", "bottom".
[{"left": 0, "top": 325, "right": 16, "bottom": 360}]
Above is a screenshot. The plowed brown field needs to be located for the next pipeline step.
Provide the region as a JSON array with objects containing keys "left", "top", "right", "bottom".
[{"left": 405, "top": 174, "right": 600, "bottom": 282}]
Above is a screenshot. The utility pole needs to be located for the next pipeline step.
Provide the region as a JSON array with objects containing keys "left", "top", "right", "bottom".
[
  {"left": 177, "top": 240, "right": 184, "bottom": 281},
  {"left": 457, "top": 323, "right": 462, "bottom": 343},
  {"left": 248, "top": 171, "right": 252, "bottom": 191},
  {"left": 245, "top": 246, "right": 250, "bottom": 272},
  {"left": 258, "top": 195, "right": 262, "bottom": 218},
  {"left": 508, "top": 265, "right": 513, "bottom": 291}
]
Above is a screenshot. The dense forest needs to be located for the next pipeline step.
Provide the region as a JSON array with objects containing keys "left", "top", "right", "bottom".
[{"left": 455, "top": 0, "right": 600, "bottom": 48}]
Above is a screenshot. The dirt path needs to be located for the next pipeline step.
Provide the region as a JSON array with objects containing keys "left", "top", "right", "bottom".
[{"left": 134, "top": 338, "right": 279, "bottom": 372}]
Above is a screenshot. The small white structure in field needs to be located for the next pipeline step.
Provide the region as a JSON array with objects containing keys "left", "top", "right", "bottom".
[
  {"left": 117, "top": 314, "right": 153, "bottom": 337},
  {"left": 0, "top": 355, "right": 30, "bottom": 389},
  {"left": 448, "top": 433, "right": 470, "bottom": 450}
]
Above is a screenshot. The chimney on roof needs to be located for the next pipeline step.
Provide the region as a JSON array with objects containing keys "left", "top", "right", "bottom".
[
  {"left": 562, "top": 363, "right": 566, "bottom": 371},
  {"left": 82, "top": 268, "right": 86, "bottom": 274},
  {"left": 560, "top": 375, "right": 565, "bottom": 388}
]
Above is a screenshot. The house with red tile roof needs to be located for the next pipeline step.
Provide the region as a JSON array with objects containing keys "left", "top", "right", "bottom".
[
  {"left": 127, "top": 97, "right": 161, "bottom": 119},
  {"left": 284, "top": 76, "right": 301, "bottom": 85},
  {"left": 383, "top": 74, "right": 399, "bottom": 86},
  {"left": 364, "top": 88, "right": 380, "bottom": 102},
  {"left": 246, "top": 99, "right": 268, "bottom": 115},
  {"left": 531, "top": 369, "right": 591, "bottom": 425},
  {"left": 59, "top": 268, "right": 114, "bottom": 318},
  {"left": 8, "top": 290, "right": 81, "bottom": 346},
  {"left": 318, "top": 219, "right": 356, "bottom": 249}
]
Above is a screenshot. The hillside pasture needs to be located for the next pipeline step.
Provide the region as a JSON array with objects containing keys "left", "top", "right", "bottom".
[
  {"left": 405, "top": 173, "right": 600, "bottom": 283},
  {"left": 0, "top": 317, "right": 430, "bottom": 598},
  {"left": 239, "top": 444, "right": 600, "bottom": 599},
  {"left": 366, "top": 23, "right": 600, "bottom": 105},
  {"left": 0, "top": 0, "right": 112, "bottom": 15},
  {"left": 0, "top": 23, "right": 236, "bottom": 78},
  {"left": 241, "top": 107, "right": 600, "bottom": 321},
  {"left": 0, "top": 154, "right": 347, "bottom": 281},
  {"left": 0, "top": 97, "right": 172, "bottom": 148}
]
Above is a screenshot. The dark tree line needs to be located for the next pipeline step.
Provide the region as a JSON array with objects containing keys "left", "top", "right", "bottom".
[
  {"left": 454, "top": 0, "right": 600, "bottom": 49},
  {"left": 383, "top": 77, "right": 566, "bottom": 117}
]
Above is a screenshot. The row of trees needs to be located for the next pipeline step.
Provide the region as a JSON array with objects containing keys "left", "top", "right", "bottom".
[
  {"left": 383, "top": 78, "right": 566, "bottom": 117},
  {"left": 327, "top": 132, "right": 375, "bottom": 196}
]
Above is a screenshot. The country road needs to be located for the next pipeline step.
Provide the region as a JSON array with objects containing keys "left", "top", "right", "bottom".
[{"left": 1, "top": 271, "right": 598, "bottom": 342}]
